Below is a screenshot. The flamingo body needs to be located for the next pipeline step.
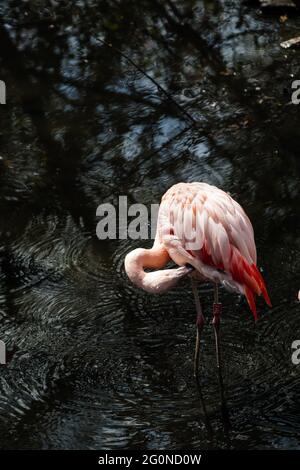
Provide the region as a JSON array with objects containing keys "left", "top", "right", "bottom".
[{"left": 125, "top": 182, "right": 271, "bottom": 319}]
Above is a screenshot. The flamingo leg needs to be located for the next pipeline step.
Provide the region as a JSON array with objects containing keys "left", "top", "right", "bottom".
[
  {"left": 191, "top": 279, "right": 205, "bottom": 379},
  {"left": 212, "top": 284, "right": 230, "bottom": 429},
  {"left": 191, "top": 279, "right": 212, "bottom": 433}
]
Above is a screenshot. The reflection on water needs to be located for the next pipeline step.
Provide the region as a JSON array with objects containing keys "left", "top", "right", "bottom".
[{"left": 0, "top": 0, "right": 300, "bottom": 450}]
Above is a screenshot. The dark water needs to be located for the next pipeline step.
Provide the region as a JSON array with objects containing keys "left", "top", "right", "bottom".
[{"left": 0, "top": 0, "right": 300, "bottom": 450}]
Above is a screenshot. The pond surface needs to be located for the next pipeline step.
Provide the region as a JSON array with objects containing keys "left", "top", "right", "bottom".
[{"left": 0, "top": 0, "right": 300, "bottom": 450}]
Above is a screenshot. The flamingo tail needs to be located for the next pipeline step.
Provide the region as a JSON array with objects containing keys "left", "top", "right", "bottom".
[{"left": 231, "top": 248, "right": 272, "bottom": 320}]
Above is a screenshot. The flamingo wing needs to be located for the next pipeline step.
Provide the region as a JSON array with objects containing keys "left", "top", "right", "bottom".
[{"left": 159, "top": 183, "right": 271, "bottom": 319}]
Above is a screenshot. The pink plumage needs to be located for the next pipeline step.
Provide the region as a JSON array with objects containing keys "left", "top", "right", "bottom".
[
  {"left": 125, "top": 182, "right": 271, "bottom": 320},
  {"left": 158, "top": 182, "right": 271, "bottom": 318}
]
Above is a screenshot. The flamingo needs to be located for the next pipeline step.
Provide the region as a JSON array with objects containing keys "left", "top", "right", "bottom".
[{"left": 124, "top": 182, "right": 271, "bottom": 419}]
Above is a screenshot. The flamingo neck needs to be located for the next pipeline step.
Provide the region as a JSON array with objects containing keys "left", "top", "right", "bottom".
[
  {"left": 124, "top": 245, "right": 193, "bottom": 294},
  {"left": 124, "top": 245, "right": 169, "bottom": 288}
]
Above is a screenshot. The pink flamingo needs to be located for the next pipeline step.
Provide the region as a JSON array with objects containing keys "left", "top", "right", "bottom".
[{"left": 125, "top": 182, "right": 271, "bottom": 416}]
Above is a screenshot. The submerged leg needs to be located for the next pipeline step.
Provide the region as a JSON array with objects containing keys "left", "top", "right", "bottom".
[
  {"left": 191, "top": 278, "right": 205, "bottom": 379},
  {"left": 191, "top": 279, "right": 212, "bottom": 433},
  {"left": 212, "top": 284, "right": 230, "bottom": 429}
]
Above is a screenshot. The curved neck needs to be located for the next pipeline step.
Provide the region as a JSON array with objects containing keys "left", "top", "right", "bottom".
[
  {"left": 125, "top": 245, "right": 170, "bottom": 285},
  {"left": 124, "top": 245, "right": 191, "bottom": 294}
]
